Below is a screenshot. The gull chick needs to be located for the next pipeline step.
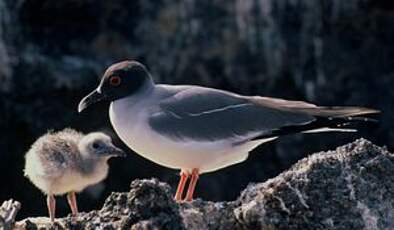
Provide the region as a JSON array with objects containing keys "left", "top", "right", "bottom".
[
  {"left": 78, "top": 60, "right": 379, "bottom": 202},
  {"left": 24, "top": 128, "right": 125, "bottom": 222}
]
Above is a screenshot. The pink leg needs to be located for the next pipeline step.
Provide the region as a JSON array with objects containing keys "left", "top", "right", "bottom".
[
  {"left": 184, "top": 168, "right": 199, "bottom": 202},
  {"left": 67, "top": 192, "right": 79, "bottom": 216},
  {"left": 47, "top": 194, "right": 56, "bottom": 222},
  {"left": 174, "top": 170, "right": 189, "bottom": 202}
]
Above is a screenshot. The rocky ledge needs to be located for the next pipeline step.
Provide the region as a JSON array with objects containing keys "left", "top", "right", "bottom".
[{"left": 2, "top": 139, "right": 393, "bottom": 230}]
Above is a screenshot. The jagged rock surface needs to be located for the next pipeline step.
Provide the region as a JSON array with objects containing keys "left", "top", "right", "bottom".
[
  {"left": 235, "top": 139, "right": 394, "bottom": 229},
  {"left": 0, "top": 199, "right": 21, "bottom": 229},
  {"left": 6, "top": 139, "right": 393, "bottom": 230}
]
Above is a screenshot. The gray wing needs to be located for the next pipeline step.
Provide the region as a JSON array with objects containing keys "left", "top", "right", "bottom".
[{"left": 148, "top": 87, "right": 316, "bottom": 142}]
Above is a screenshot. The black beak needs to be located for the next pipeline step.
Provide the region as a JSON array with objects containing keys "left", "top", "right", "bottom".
[{"left": 78, "top": 89, "right": 107, "bottom": 113}]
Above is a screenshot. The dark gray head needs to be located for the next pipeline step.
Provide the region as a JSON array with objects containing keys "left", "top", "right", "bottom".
[
  {"left": 78, "top": 61, "right": 153, "bottom": 113},
  {"left": 79, "top": 132, "right": 126, "bottom": 158}
]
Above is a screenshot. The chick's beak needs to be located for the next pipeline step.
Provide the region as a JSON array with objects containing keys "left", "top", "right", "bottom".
[
  {"left": 78, "top": 89, "right": 107, "bottom": 113},
  {"left": 108, "top": 146, "right": 126, "bottom": 157}
]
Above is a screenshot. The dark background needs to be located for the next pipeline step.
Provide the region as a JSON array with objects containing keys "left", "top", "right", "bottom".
[{"left": 0, "top": 0, "right": 392, "bottom": 219}]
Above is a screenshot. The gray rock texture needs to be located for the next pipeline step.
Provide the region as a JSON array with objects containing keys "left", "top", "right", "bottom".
[
  {"left": 235, "top": 138, "right": 394, "bottom": 230},
  {"left": 3, "top": 139, "right": 393, "bottom": 230},
  {"left": 0, "top": 199, "right": 21, "bottom": 229}
]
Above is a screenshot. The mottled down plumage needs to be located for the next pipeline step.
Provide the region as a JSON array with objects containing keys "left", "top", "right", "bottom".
[
  {"left": 24, "top": 128, "right": 125, "bottom": 222},
  {"left": 24, "top": 128, "right": 124, "bottom": 195},
  {"left": 26, "top": 129, "right": 83, "bottom": 179}
]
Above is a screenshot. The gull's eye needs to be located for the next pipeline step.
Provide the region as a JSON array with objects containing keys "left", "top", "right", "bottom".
[{"left": 109, "top": 76, "right": 121, "bottom": 86}]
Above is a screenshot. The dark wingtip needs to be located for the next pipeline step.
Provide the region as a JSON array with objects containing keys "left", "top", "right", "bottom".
[
  {"left": 358, "top": 107, "right": 381, "bottom": 115},
  {"left": 308, "top": 106, "right": 381, "bottom": 118},
  {"left": 346, "top": 116, "right": 379, "bottom": 123}
]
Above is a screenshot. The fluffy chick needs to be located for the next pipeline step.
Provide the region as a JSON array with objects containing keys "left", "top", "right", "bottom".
[{"left": 24, "top": 128, "right": 125, "bottom": 222}]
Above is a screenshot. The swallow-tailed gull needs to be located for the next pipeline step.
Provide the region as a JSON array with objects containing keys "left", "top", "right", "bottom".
[{"left": 78, "top": 61, "right": 379, "bottom": 202}]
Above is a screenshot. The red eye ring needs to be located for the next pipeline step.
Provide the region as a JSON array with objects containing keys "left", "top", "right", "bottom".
[{"left": 109, "top": 76, "right": 121, "bottom": 86}]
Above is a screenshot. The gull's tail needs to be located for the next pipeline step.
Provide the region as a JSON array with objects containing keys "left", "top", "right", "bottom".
[
  {"left": 289, "top": 106, "right": 380, "bottom": 118},
  {"left": 251, "top": 106, "right": 380, "bottom": 140}
]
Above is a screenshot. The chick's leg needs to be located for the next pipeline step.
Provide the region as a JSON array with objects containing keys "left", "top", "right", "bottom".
[
  {"left": 47, "top": 194, "right": 56, "bottom": 222},
  {"left": 67, "top": 192, "right": 79, "bottom": 216}
]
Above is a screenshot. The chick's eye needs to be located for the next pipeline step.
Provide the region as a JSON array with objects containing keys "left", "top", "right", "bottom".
[
  {"left": 109, "top": 76, "right": 121, "bottom": 86},
  {"left": 92, "top": 142, "right": 100, "bottom": 149}
]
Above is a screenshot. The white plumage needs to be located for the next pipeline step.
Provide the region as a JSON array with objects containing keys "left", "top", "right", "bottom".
[{"left": 109, "top": 86, "right": 277, "bottom": 174}]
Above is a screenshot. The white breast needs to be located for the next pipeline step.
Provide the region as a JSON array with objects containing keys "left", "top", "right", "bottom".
[{"left": 109, "top": 86, "right": 276, "bottom": 174}]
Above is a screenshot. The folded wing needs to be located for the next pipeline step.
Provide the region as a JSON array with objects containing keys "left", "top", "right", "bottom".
[{"left": 149, "top": 87, "right": 367, "bottom": 142}]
